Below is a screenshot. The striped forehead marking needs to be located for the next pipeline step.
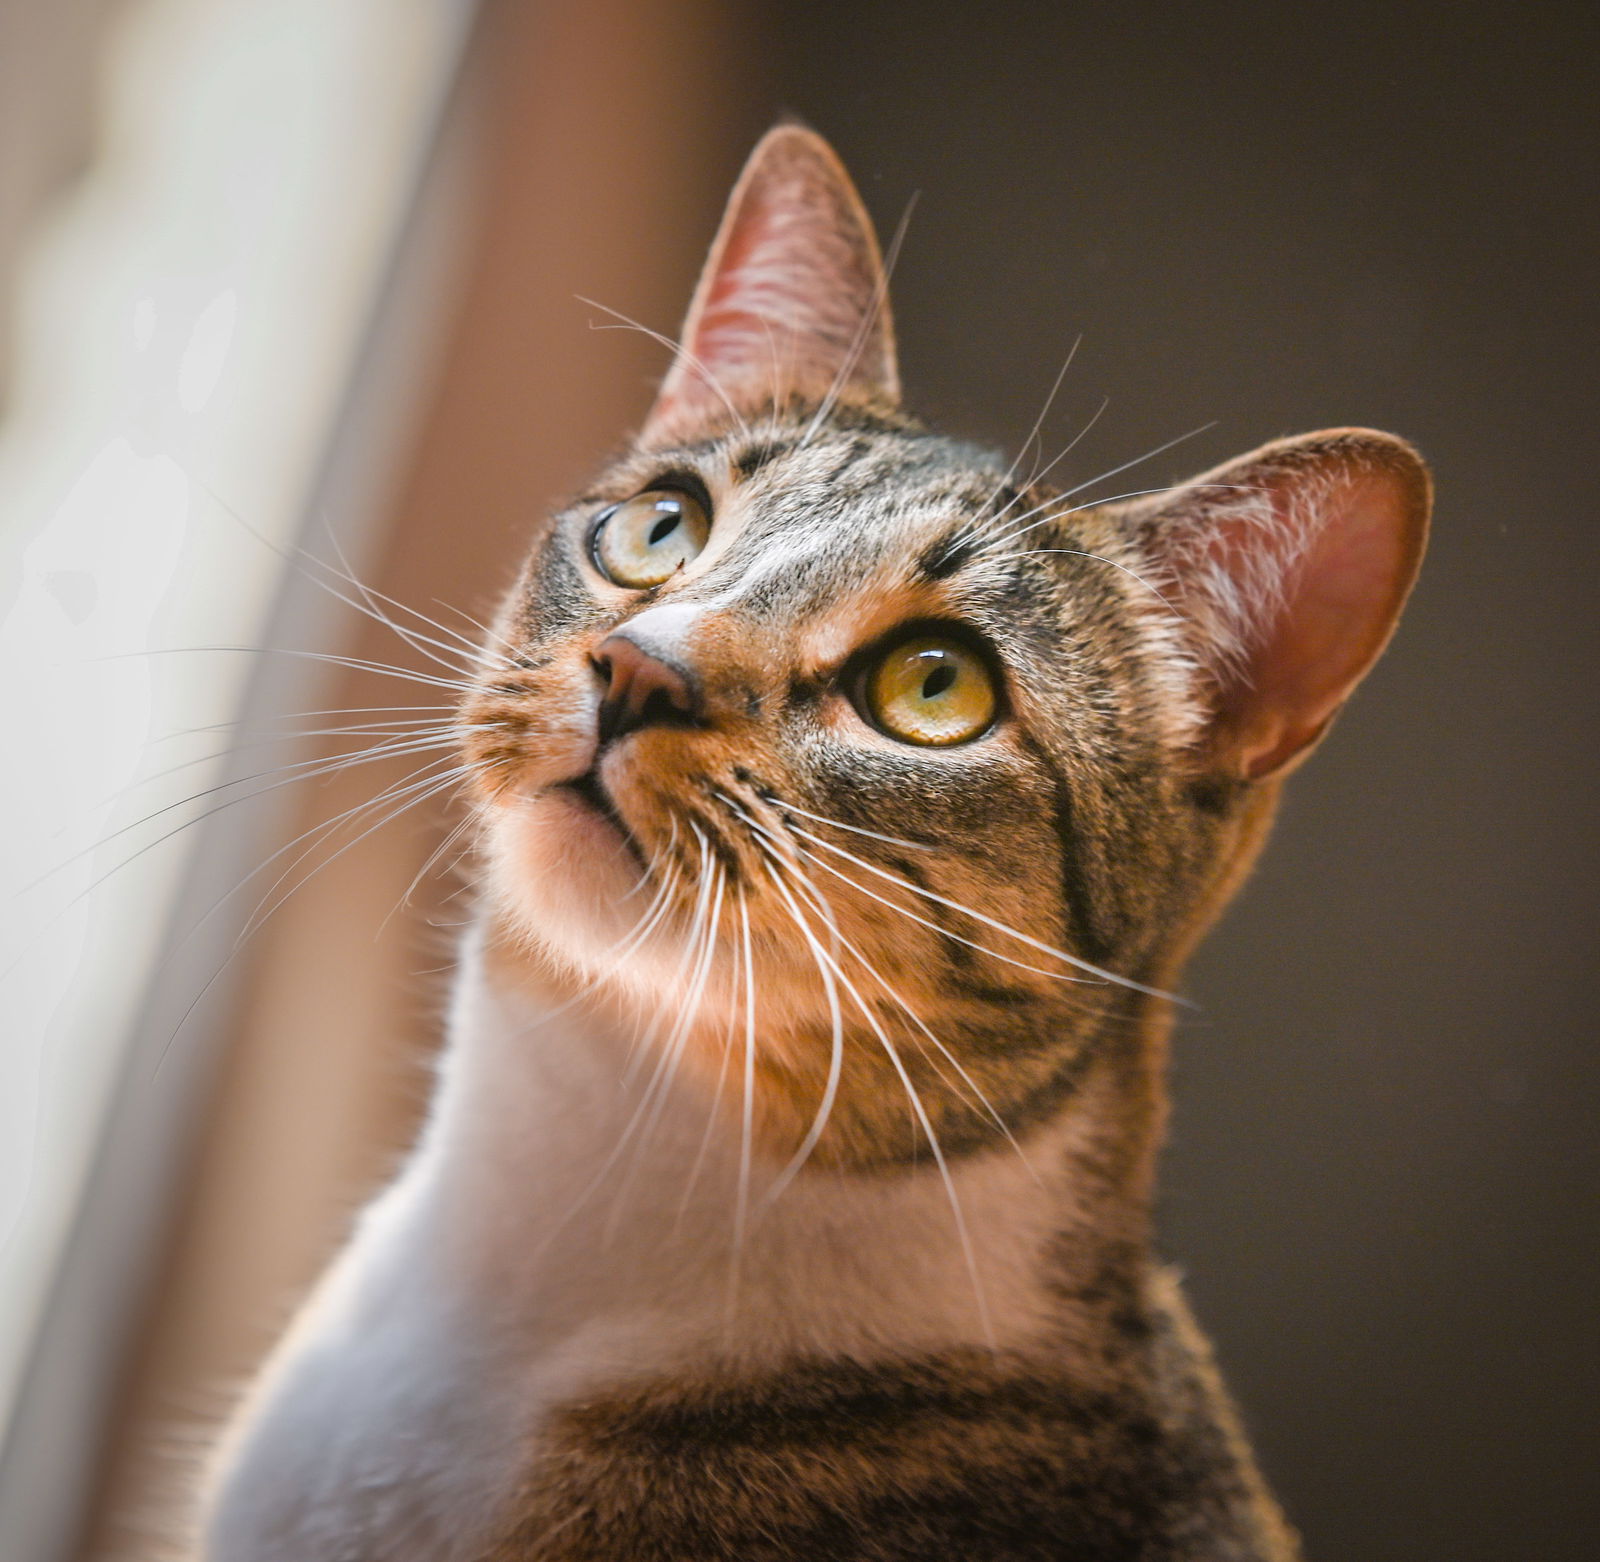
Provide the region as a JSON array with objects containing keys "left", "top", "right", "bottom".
[{"left": 713, "top": 442, "right": 1003, "bottom": 590}]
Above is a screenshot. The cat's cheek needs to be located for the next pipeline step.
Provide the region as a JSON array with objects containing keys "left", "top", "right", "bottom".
[{"left": 480, "top": 791, "right": 644, "bottom": 955}]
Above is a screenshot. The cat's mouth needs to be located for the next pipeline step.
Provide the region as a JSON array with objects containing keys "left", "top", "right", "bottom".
[{"left": 557, "top": 766, "right": 642, "bottom": 862}]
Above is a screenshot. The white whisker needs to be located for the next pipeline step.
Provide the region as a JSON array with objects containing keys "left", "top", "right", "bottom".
[
  {"left": 788, "top": 825, "right": 1183, "bottom": 1003},
  {"left": 727, "top": 892, "right": 758, "bottom": 1322},
  {"left": 981, "top": 336, "right": 1083, "bottom": 521},
  {"left": 149, "top": 755, "right": 480, "bottom": 1080},
  {"left": 579, "top": 295, "right": 751, "bottom": 440},
  {"left": 799, "top": 191, "right": 918, "bottom": 448},
  {"left": 742, "top": 796, "right": 934, "bottom": 853},
  {"left": 756, "top": 850, "right": 845, "bottom": 1208},
  {"left": 982, "top": 548, "right": 1188, "bottom": 618},
  {"left": 606, "top": 841, "right": 725, "bottom": 1229},
  {"left": 981, "top": 479, "right": 1252, "bottom": 554},
  {"left": 107, "top": 643, "right": 483, "bottom": 696},
  {"left": 314, "top": 509, "right": 518, "bottom": 667},
  {"left": 1057, "top": 419, "right": 1219, "bottom": 501},
  {"left": 762, "top": 847, "right": 996, "bottom": 1347}
]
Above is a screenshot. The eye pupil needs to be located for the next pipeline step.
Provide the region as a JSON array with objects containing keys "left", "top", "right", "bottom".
[
  {"left": 592, "top": 486, "right": 711, "bottom": 587},
  {"left": 862, "top": 633, "right": 997, "bottom": 746}
]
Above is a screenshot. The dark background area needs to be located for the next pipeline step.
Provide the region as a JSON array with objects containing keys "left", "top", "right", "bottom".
[{"left": 709, "top": 3, "right": 1596, "bottom": 1557}]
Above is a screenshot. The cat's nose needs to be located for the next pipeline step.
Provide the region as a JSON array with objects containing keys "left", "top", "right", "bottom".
[{"left": 592, "top": 623, "right": 702, "bottom": 744}]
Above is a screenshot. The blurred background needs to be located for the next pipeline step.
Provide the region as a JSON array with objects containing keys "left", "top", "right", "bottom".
[{"left": 0, "top": 1, "right": 1594, "bottom": 1558}]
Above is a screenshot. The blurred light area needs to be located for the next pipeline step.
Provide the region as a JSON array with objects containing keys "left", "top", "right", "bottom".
[{"left": 0, "top": 0, "right": 469, "bottom": 1484}]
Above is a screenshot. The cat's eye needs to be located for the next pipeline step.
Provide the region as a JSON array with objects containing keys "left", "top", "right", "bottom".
[
  {"left": 862, "top": 633, "right": 998, "bottom": 746},
  {"left": 591, "top": 488, "right": 711, "bottom": 588}
]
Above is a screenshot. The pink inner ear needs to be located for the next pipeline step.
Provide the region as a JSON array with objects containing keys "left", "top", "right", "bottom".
[
  {"left": 1226, "top": 470, "right": 1418, "bottom": 777},
  {"left": 645, "top": 128, "right": 898, "bottom": 440},
  {"left": 1138, "top": 433, "right": 1430, "bottom": 780},
  {"left": 690, "top": 203, "right": 861, "bottom": 404}
]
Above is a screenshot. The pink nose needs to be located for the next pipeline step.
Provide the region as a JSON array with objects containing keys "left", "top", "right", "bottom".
[{"left": 592, "top": 628, "right": 700, "bottom": 744}]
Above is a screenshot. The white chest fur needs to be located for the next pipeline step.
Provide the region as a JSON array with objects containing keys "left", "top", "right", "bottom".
[{"left": 200, "top": 932, "right": 1076, "bottom": 1560}]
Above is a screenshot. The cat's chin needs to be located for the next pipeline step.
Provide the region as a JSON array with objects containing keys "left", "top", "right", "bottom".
[{"left": 481, "top": 784, "right": 674, "bottom": 975}]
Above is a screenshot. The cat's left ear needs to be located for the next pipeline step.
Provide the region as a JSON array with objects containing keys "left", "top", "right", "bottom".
[
  {"left": 1126, "top": 429, "right": 1431, "bottom": 781},
  {"left": 642, "top": 125, "right": 900, "bottom": 445}
]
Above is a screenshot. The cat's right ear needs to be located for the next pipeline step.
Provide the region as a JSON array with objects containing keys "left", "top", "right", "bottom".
[{"left": 641, "top": 125, "right": 900, "bottom": 445}]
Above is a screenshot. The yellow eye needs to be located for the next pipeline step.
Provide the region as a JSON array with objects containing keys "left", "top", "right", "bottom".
[
  {"left": 592, "top": 488, "right": 711, "bottom": 587},
  {"left": 864, "top": 634, "right": 998, "bottom": 746}
]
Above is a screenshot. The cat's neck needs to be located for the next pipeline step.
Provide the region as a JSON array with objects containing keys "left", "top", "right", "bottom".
[{"left": 396, "top": 920, "right": 1163, "bottom": 1382}]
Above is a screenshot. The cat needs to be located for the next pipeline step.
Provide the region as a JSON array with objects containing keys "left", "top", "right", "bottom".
[{"left": 198, "top": 125, "right": 1430, "bottom": 1560}]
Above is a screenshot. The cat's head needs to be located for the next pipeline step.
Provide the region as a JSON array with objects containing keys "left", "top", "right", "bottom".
[{"left": 460, "top": 127, "right": 1429, "bottom": 1171}]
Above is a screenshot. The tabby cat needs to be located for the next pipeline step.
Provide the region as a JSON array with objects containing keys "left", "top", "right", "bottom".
[{"left": 200, "top": 126, "right": 1430, "bottom": 1559}]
